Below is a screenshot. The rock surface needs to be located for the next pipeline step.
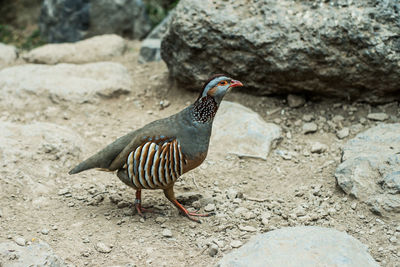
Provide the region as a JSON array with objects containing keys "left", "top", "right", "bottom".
[
  {"left": 218, "top": 226, "right": 379, "bottom": 267},
  {"left": 161, "top": 0, "right": 400, "bottom": 101},
  {"left": 0, "top": 62, "right": 132, "bottom": 104},
  {"left": 139, "top": 11, "right": 174, "bottom": 63},
  {"left": 24, "top": 34, "right": 126, "bottom": 64},
  {"left": 211, "top": 101, "right": 282, "bottom": 160},
  {"left": 0, "top": 43, "right": 18, "bottom": 69},
  {"left": 40, "top": 0, "right": 151, "bottom": 43},
  {"left": 335, "top": 123, "right": 400, "bottom": 215},
  {"left": 0, "top": 240, "right": 66, "bottom": 266}
]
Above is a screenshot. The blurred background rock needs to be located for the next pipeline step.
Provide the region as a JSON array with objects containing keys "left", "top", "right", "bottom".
[{"left": 0, "top": 0, "right": 177, "bottom": 49}]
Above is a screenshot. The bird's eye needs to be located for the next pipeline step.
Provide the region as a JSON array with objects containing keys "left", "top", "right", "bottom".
[{"left": 218, "top": 80, "right": 228, "bottom": 86}]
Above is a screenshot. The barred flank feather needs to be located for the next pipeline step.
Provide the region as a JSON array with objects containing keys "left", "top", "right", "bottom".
[{"left": 127, "top": 140, "right": 183, "bottom": 189}]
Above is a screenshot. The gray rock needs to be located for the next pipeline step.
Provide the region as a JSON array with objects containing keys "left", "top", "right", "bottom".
[
  {"left": 337, "top": 127, "right": 350, "bottom": 139},
  {"left": 0, "top": 43, "right": 17, "bottom": 69},
  {"left": 204, "top": 203, "right": 216, "bottom": 212},
  {"left": 335, "top": 123, "right": 400, "bottom": 215},
  {"left": 95, "top": 242, "right": 112, "bottom": 253},
  {"left": 14, "top": 237, "right": 26, "bottom": 246},
  {"left": 0, "top": 121, "right": 83, "bottom": 197},
  {"left": 139, "top": 11, "right": 174, "bottom": 63},
  {"left": 303, "top": 122, "right": 318, "bottom": 134},
  {"left": 367, "top": 112, "right": 389, "bottom": 121},
  {"left": 0, "top": 240, "right": 65, "bottom": 266},
  {"left": 211, "top": 101, "right": 282, "bottom": 160},
  {"left": 24, "top": 34, "right": 126, "bottom": 64},
  {"left": 311, "top": 142, "right": 328, "bottom": 154},
  {"left": 287, "top": 94, "right": 306, "bottom": 108},
  {"left": 230, "top": 240, "right": 243, "bottom": 248},
  {"left": 40, "top": 0, "right": 151, "bottom": 43},
  {"left": 302, "top": 114, "right": 314, "bottom": 122},
  {"left": 161, "top": 0, "right": 400, "bottom": 101},
  {"left": 218, "top": 226, "right": 379, "bottom": 267},
  {"left": 208, "top": 244, "right": 219, "bottom": 257},
  {"left": 0, "top": 62, "right": 132, "bottom": 104},
  {"left": 162, "top": 229, "right": 173, "bottom": 238}
]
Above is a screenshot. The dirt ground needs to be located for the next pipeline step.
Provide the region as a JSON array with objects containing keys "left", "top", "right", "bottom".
[{"left": 0, "top": 41, "right": 399, "bottom": 266}]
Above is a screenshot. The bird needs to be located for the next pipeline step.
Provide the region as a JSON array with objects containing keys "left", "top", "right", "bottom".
[{"left": 69, "top": 74, "right": 243, "bottom": 222}]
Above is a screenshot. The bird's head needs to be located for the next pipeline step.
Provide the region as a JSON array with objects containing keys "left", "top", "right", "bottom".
[{"left": 199, "top": 74, "right": 243, "bottom": 104}]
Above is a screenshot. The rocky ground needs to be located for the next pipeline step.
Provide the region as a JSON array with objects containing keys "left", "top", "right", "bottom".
[{"left": 0, "top": 39, "right": 399, "bottom": 266}]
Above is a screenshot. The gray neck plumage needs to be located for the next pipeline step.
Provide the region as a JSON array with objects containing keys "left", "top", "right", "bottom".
[{"left": 191, "top": 96, "right": 218, "bottom": 123}]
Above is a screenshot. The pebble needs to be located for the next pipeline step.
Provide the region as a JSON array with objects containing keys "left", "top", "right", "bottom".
[
  {"left": 351, "top": 203, "right": 357, "bottom": 210},
  {"left": 58, "top": 188, "right": 70, "bottom": 195},
  {"left": 67, "top": 202, "right": 75, "bottom": 207},
  {"left": 159, "top": 100, "right": 170, "bottom": 109},
  {"left": 117, "top": 201, "right": 130, "bottom": 209},
  {"left": 95, "top": 242, "right": 112, "bottom": 253},
  {"left": 311, "top": 142, "right": 328, "bottom": 154},
  {"left": 15, "top": 237, "right": 26, "bottom": 246},
  {"left": 389, "top": 236, "right": 397, "bottom": 243},
  {"left": 367, "top": 112, "right": 388, "bottom": 121},
  {"left": 208, "top": 244, "right": 219, "bottom": 257},
  {"left": 230, "top": 240, "right": 243, "bottom": 248},
  {"left": 204, "top": 203, "right": 215, "bottom": 212},
  {"left": 302, "top": 114, "right": 314, "bottom": 122},
  {"left": 303, "top": 122, "right": 318, "bottom": 134},
  {"left": 226, "top": 188, "right": 238, "bottom": 199},
  {"left": 162, "top": 229, "right": 173, "bottom": 238},
  {"left": 155, "top": 217, "right": 167, "bottom": 224},
  {"left": 332, "top": 115, "right": 344, "bottom": 123},
  {"left": 239, "top": 225, "right": 257, "bottom": 232},
  {"left": 336, "top": 127, "right": 349, "bottom": 139},
  {"left": 287, "top": 94, "right": 305, "bottom": 108},
  {"left": 41, "top": 228, "right": 49, "bottom": 235}
]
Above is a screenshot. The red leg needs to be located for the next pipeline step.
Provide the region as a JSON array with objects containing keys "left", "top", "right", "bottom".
[
  {"left": 134, "top": 189, "right": 156, "bottom": 217},
  {"left": 163, "top": 187, "right": 214, "bottom": 223}
]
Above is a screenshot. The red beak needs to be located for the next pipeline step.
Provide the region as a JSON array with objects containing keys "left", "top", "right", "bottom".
[{"left": 229, "top": 80, "right": 243, "bottom": 88}]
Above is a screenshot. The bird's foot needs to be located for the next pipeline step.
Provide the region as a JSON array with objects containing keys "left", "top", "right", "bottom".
[
  {"left": 179, "top": 207, "right": 215, "bottom": 223},
  {"left": 134, "top": 200, "right": 163, "bottom": 218}
]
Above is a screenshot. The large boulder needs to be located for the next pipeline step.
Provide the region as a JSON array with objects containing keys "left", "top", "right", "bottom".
[
  {"left": 161, "top": 0, "right": 400, "bottom": 101},
  {"left": 23, "top": 34, "right": 126, "bottom": 64},
  {"left": 218, "top": 226, "right": 379, "bottom": 267},
  {"left": 335, "top": 123, "right": 400, "bottom": 216},
  {"left": 0, "top": 62, "right": 132, "bottom": 104},
  {"left": 211, "top": 101, "right": 282, "bottom": 160},
  {"left": 0, "top": 43, "right": 17, "bottom": 69},
  {"left": 39, "top": 0, "right": 152, "bottom": 43}
]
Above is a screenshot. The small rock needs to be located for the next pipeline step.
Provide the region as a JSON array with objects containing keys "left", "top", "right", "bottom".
[
  {"left": 95, "top": 242, "right": 112, "bottom": 253},
  {"left": 230, "top": 240, "right": 243, "bottom": 248},
  {"left": 15, "top": 237, "right": 26, "bottom": 246},
  {"left": 389, "top": 236, "right": 397, "bottom": 243},
  {"left": 332, "top": 115, "right": 345, "bottom": 123},
  {"left": 303, "top": 122, "right": 318, "bottom": 134},
  {"left": 155, "top": 217, "right": 167, "bottom": 224},
  {"left": 336, "top": 128, "right": 350, "bottom": 139},
  {"left": 367, "top": 113, "right": 388, "bottom": 121},
  {"left": 311, "top": 142, "right": 328, "bottom": 154},
  {"left": 204, "top": 203, "right": 215, "bottom": 212},
  {"left": 239, "top": 225, "right": 257, "bottom": 232},
  {"left": 58, "top": 188, "right": 70, "bottom": 196},
  {"left": 41, "top": 229, "right": 49, "bottom": 235},
  {"left": 226, "top": 188, "right": 238, "bottom": 199},
  {"left": 287, "top": 94, "right": 306, "bottom": 108},
  {"left": 162, "top": 229, "right": 173, "bottom": 238},
  {"left": 351, "top": 203, "right": 357, "bottom": 210},
  {"left": 208, "top": 244, "right": 218, "bottom": 257},
  {"left": 159, "top": 100, "right": 170, "bottom": 109},
  {"left": 117, "top": 201, "right": 129, "bottom": 209},
  {"left": 302, "top": 114, "right": 314, "bottom": 122}
]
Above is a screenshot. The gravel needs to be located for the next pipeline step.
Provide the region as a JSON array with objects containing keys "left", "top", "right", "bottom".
[
  {"left": 15, "top": 237, "right": 26, "bottom": 246},
  {"left": 367, "top": 113, "right": 389, "bottom": 121},
  {"left": 162, "top": 229, "right": 173, "bottom": 238},
  {"left": 95, "top": 242, "right": 112, "bottom": 253},
  {"left": 303, "top": 123, "right": 318, "bottom": 134}
]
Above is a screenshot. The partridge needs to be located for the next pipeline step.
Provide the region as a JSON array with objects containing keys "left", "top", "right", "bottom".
[{"left": 69, "top": 74, "right": 243, "bottom": 222}]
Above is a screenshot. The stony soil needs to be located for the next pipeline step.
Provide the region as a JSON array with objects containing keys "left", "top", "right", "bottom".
[{"left": 0, "top": 41, "right": 399, "bottom": 266}]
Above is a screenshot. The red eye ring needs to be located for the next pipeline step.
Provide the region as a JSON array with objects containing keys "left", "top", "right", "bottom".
[{"left": 218, "top": 80, "right": 228, "bottom": 86}]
